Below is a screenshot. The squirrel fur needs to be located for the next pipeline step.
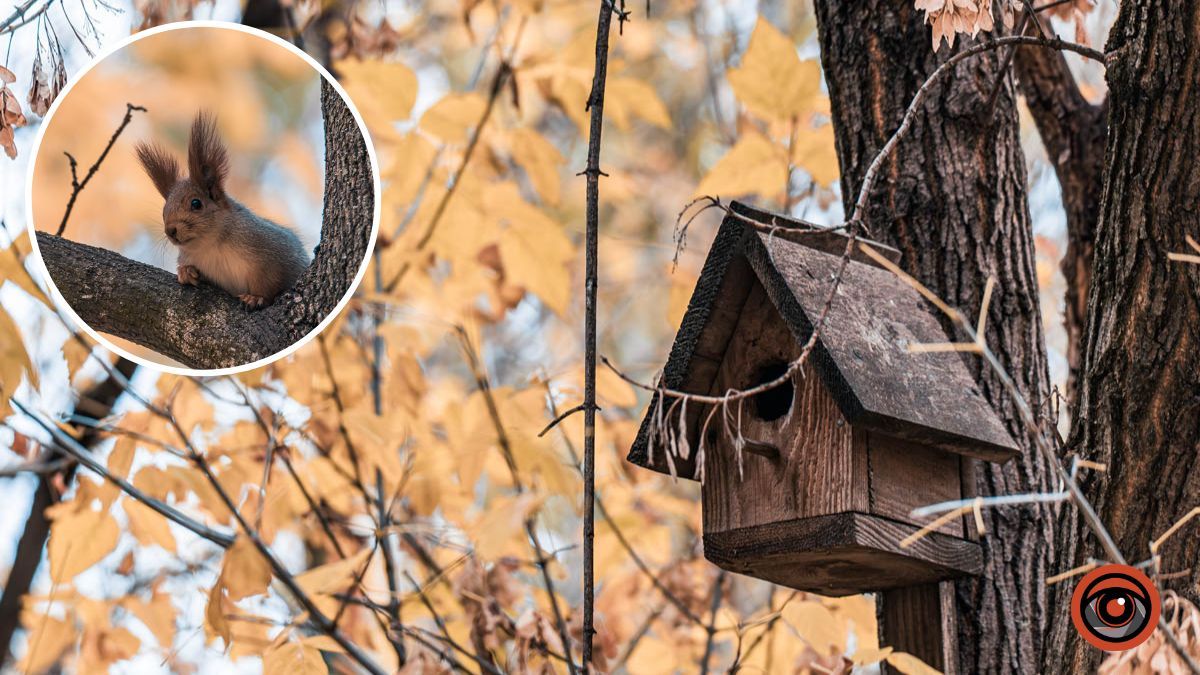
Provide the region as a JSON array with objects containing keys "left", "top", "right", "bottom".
[{"left": 136, "top": 113, "right": 311, "bottom": 308}]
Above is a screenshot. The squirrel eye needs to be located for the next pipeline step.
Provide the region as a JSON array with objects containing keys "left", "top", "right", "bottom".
[{"left": 189, "top": 198, "right": 203, "bottom": 211}]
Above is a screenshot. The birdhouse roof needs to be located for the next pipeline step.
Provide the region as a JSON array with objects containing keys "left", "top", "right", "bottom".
[{"left": 627, "top": 202, "right": 1019, "bottom": 478}]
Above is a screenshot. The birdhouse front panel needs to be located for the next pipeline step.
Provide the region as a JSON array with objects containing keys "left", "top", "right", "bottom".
[
  {"left": 700, "top": 280, "right": 869, "bottom": 534},
  {"left": 627, "top": 202, "right": 1022, "bottom": 596}
]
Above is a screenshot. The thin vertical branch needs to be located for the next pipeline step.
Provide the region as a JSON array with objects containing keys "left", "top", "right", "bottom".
[{"left": 581, "top": 0, "right": 619, "bottom": 668}]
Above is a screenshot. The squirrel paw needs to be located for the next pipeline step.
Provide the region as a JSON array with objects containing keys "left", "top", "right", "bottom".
[
  {"left": 177, "top": 264, "right": 201, "bottom": 286},
  {"left": 239, "top": 294, "right": 267, "bottom": 309}
]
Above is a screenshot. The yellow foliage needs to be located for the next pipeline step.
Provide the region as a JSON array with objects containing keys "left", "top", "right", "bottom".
[
  {"left": 16, "top": 615, "right": 76, "bottom": 674},
  {"left": 421, "top": 92, "right": 488, "bottom": 143},
  {"left": 694, "top": 131, "right": 787, "bottom": 200},
  {"left": 727, "top": 18, "right": 822, "bottom": 122},
  {"left": 220, "top": 535, "right": 273, "bottom": 601},
  {"left": 264, "top": 640, "right": 329, "bottom": 675},
  {"left": 337, "top": 58, "right": 419, "bottom": 136},
  {"left": 509, "top": 127, "right": 565, "bottom": 205},
  {"left": 46, "top": 502, "right": 120, "bottom": 584},
  {"left": 124, "top": 499, "right": 177, "bottom": 552},
  {"left": 296, "top": 548, "right": 374, "bottom": 596},
  {"left": 0, "top": 306, "right": 33, "bottom": 418}
]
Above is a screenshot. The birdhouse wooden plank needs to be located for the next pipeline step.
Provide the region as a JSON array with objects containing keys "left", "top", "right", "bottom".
[{"left": 626, "top": 201, "right": 1019, "bottom": 596}]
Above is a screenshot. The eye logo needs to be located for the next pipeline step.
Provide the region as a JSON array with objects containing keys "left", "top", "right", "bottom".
[{"left": 1071, "top": 564, "right": 1161, "bottom": 651}]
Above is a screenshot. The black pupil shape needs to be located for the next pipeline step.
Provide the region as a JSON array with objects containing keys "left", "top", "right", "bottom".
[{"left": 190, "top": 198, "right": 202, "bottom": 210}]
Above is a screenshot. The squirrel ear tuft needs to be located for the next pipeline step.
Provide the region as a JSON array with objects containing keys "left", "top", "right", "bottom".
[
  {"left": 136, "top": 142, "right": 178, "bottom": 198},
  {"left": 188, "top": 112, "right": 229, "bottom": 202}
]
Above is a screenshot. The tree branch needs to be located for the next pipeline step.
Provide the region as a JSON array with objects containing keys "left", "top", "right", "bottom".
[
  {"left": 57, "top": 103, "right": 146, "bottom": 236},
  {"left": 580, "top": 0, "right": 621, "bottom": 666},
  {"left": 36, "top": 80, "right": 372, "bottom": 370}
]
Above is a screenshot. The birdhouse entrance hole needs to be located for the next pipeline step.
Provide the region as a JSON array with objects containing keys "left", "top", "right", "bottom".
[{"left": 751, "top": 361, "right": 793, "bottom": 422}]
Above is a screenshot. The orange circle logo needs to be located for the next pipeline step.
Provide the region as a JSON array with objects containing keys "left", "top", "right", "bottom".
[{"left": 1071, "top": 564, "right": 1161, "bottom": 651}]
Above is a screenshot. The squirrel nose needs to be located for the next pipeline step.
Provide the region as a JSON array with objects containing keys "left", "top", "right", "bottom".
[{"left": 166, "top": 225, "right": 177, "bottom": 241}]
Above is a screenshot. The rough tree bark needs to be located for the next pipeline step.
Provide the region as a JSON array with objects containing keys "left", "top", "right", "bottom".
[
  {"left": 812, "top": 2, "right": 1055, "bottom": 672},
  {"left": 1013, "top": 20, "right": 1107, "bottom": 404},
  {"left": 0, "top": 357, "right": 138, "bottom": 667},
  {"left": 36, "top": 80, "right": 373, "bottom": 370},
  {"left": 1043, "top": 3, "right": 1200, "bottom": 672}
]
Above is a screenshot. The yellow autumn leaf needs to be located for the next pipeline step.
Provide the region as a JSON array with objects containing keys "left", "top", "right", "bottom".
[
  {"left": 205, "top": 581, "right": 231, "bottom": 646},
  {"left": 0, "top": 238, "right": 51, "bottom": 306},
  {"left": 794, "top": 121, "right": 840, "bottom": 186},
  {"left": 16, "top": 615, "right": 76, "bottom": 674},
  {"left": 123, "top": 590, "right": 176, "bottom": 648},
  {"left": 106, "top": 436, "right": 136, "bottom": 479},
  {"left": 420, "top": 92, "right": 487, "bottom": 143},
  {"left": 296, "top": 548, "right": 373, "bottom": 596},
  {"left": 47, "top": 506, "right": 120, "bottom": 584},
  {"left": 783, "top": 600, "right": 845, "bottom": 656},
  {"left": 693, "top": 131, "right": 787, "bottom": 200},
  {"left": 89, "top": 627, "right": 141, "bottom": 668},
  {"left": 509, "top": 127, "right": 565, "bottom": 205},
  {"left": 473, "top": 493, "right": 540, "bottom": 559},
  {"left": 383, "top": 132, "right": 439, "bottom": 207},
  {"left": 727, "top": 18, "right": 822, "bottom": 121},
  {"left": 0, "top": 306, "right": 34, "bottom": 417},
  {"left": 125, "top": 499, "right": 177, "bottom": 553},
  {"left": 62, "top": 336, "right": 92, "bottom": 379},
  {"left": 509, "top": 431, "right": 577, "bottom": 498},
  {"left": 220, "top": 535, "right": 272, "bottom": 601},
  {"left": 887, "top": 651, "right": 945, "bottom": 675},
  {"left": 336, "top": 58, "right": 419, "bottom": 134},
  {"left": 489, "top": 184, "right": 575, "bottom": 315},
  {"left": 264, "top": 641, "right": 328, "bottom": 675},
  {"left": 607, "top": 77, "right": 672, "bottom": 130}
]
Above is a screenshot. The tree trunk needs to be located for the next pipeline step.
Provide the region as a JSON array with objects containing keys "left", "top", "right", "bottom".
[
  {"left": 36, "top": 80, "right": 373, "bottom": 370},
  {"left": 812, "top": 2, "right": 1055, "bottom": 672},
  {"left": 1043, "top": 3, "right": 1200, "bottom": 672}
]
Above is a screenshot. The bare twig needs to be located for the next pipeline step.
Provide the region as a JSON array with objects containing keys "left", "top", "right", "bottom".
[
  {"left": 697, "top": 570, "right": 726, "bottom": 675},
  {"left": 538, "top": 403, "right": 588, "bottom": 437},
  {"left": 0, "top": 0, "right": 53, "bottom": 35},
  {"left": 56, "top": 102, "right": 145, "bottom": 235}
]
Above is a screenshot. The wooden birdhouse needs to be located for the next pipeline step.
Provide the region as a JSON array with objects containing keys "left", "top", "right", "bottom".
[{"left": 627, "top": 202, "right": 1019, "bottom": 596}]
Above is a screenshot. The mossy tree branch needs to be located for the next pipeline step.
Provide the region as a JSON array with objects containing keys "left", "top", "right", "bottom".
[{"left": 37, "top": 79, "right": 372, "bottom": 370}]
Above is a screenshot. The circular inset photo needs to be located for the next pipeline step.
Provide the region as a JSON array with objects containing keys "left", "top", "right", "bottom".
[{"left": 26, "top": 22, "right": 379, "bottom": 375}]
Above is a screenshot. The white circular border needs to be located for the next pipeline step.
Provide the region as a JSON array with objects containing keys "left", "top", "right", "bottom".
[{"left": 25, "top": 21, "right": 382, "bottom": 377}]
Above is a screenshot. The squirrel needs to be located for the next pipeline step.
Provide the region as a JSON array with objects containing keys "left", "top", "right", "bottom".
[{"left": 135, "top": 113, "right": 311, "bottom": 309}]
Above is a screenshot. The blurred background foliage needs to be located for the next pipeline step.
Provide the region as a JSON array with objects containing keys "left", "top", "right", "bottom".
[{"left": 0, "top": 0, "right": 1110, "bottom": 671}]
